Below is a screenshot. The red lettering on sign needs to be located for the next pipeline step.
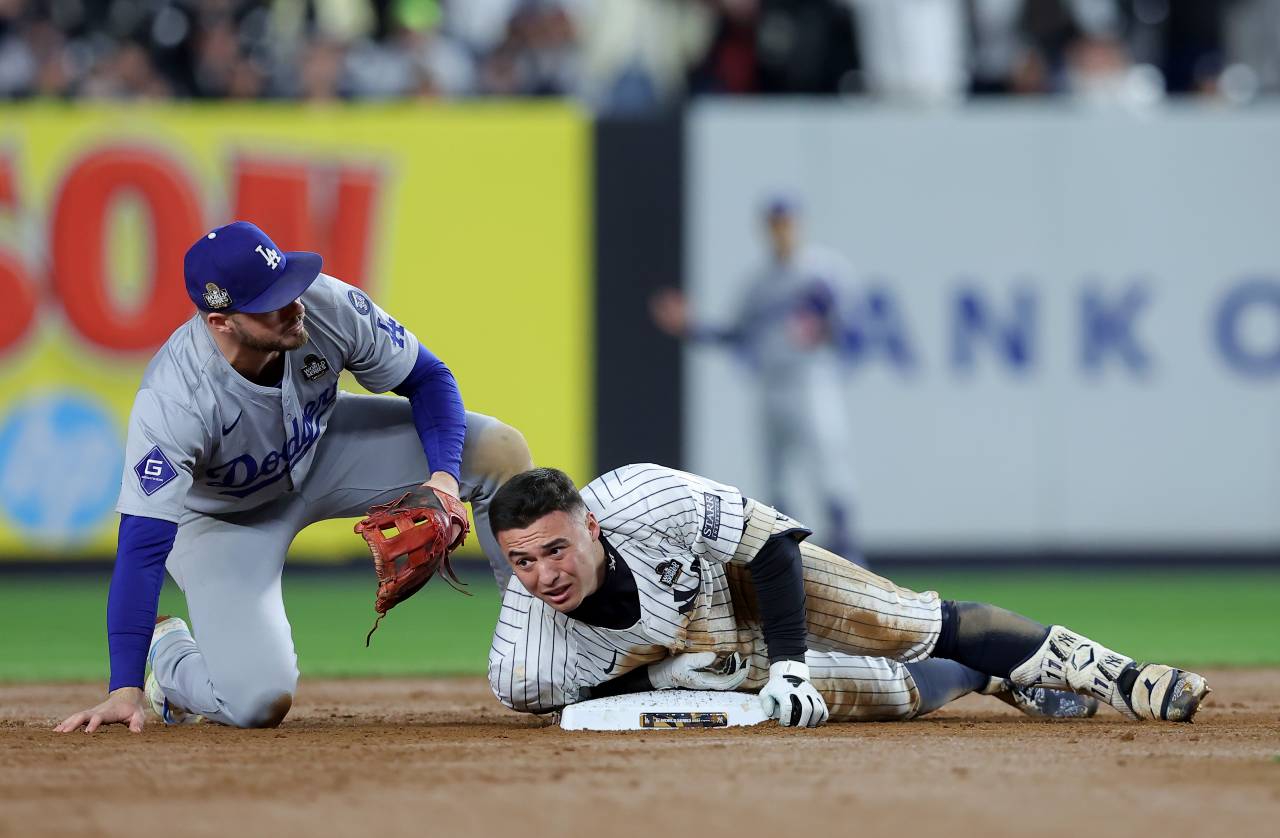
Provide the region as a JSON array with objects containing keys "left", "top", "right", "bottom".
[
  {"left": 232, "top": 156, "right": 381, "bottom": 289},
  {"left": 0, "top": 252, "right": 37, "bottom": 353},
  {"left": 0, "top": 153, "right": 15, "bottom": 207},
  {"left": 50, "top": 147, "right": 202, "bottom": 352},
  {"left": 0, "top": 153, "right": 37, "bottom": 354}
]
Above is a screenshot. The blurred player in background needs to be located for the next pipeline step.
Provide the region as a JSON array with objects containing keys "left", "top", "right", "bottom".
[{"left": 651, "top": 196, "right": 862, "bottom": 563}]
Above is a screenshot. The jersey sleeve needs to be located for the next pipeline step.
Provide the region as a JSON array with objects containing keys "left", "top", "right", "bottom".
[
  {"left": 688, "top": 275, "right": 758, "bottom": 347},
  {"left": 582, "top": 464, "right": 747, "bottom": 567},
  {"left": 319, "top": 276, "right": 420, "bottom": 393},
  {"left": 810, "top": 251, "right": 861, "bottom": 353},
  {"left": 115, "top": 389, "right": 206, "bottom": 523},
  {"left": 488, "top": 577, "right": 581, "bottom": 713}
]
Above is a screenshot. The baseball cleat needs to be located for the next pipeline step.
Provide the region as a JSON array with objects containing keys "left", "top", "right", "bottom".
[
  {"left": 1001, "top": 682, "right": 1099, "bottom": 719},
  {"left": 983, "top": 678, "right": 1099, "bottom": 719},
  {"left": 145, "top": 616, "right": 202, "bottom": 726},
  {"left": 1121, "top": 664, "right": 1211, "bottom": 723}
]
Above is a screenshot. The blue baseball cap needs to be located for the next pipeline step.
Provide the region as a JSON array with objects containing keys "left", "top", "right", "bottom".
[
  {"left": 184, "top": 221, "right": 323, "bottom": 314},
  {"left": 763, "top": 193, "right": 801, "bottom": 220}
]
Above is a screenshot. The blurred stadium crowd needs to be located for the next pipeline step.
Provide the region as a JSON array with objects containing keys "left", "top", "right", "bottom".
[{"left": 0, "top": 0, "right": 1277, "bottom": 108}]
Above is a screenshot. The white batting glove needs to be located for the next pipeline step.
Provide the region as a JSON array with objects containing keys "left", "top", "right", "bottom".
[
  {"left": 759, "top": 660, "right": 829, "bottom": 728},
  {"left": 649, "top": 652, "right": 749, "bottom": 691}
]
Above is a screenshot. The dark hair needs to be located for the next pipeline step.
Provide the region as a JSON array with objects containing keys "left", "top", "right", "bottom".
[{"left": 489, "top": 467, "right": 585, "bottom": 534}]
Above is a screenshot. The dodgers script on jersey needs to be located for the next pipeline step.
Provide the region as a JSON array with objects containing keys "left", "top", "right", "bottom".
[{"left": 116, "top": 274, "right": 419, "bottom": 521}]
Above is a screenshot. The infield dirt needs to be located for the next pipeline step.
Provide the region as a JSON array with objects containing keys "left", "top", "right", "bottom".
[{"left": 3, "top": 670, "right": 1277, "bottom": 838}]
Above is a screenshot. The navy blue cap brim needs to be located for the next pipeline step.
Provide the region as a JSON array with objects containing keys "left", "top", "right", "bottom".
[{"left": 233, "top": 252, "right": 323, "bottom": 313}]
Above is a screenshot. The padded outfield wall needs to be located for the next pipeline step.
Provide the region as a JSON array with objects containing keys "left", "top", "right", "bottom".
[
  {"left": 0, "top": 103, "right": 1276, "bottom": 563},
  {"left": 683, "top": 103, "right": 1280, "bottom": 555}
]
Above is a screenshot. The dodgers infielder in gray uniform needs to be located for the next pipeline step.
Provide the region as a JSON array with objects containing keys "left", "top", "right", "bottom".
[
  {"left": 56, "top": 221, "right": 531, "bottom": 733},
  {"left": 651, "top": 197, "right": 861, "bottom": 562},
  {"left": 487, "top": 465, "right": 1209, "bottom": 727}
]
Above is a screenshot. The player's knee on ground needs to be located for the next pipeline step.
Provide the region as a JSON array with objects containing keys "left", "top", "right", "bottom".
[
  {"left": 474, "top": 420, "right": 533, "bottom": 485},
  {"left": 223, "top": 689, "right": 295, "bottom": 728}
]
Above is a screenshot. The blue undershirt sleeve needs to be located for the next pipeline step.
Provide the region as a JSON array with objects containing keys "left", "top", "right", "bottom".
[
  {"left": 391, "top": 343, "right": 466, "bottom": 482},
  {"left": 107, "top": 514, "right": 177, "bottom": 691}
]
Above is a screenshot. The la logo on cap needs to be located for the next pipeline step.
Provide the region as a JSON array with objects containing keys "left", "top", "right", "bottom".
[
  {"left": 256, "top": 244, "right": 281, "bottom": 270},
  {"left": 184, "top": 221, "right": 323, "bottom": 314},
  {"left": 203, "top": 283, "right": 231, "bottom": 310}
]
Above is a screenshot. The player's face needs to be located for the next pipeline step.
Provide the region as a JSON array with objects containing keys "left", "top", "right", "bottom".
[
  {"left": 499, "top": 508, "right": 605, "bottom": 613},
  {"left": 227, "top": 299, "right": 309, "bottom": 352},
  {"left": 766, "top": 214, "right": 797, "bottom": 261}
]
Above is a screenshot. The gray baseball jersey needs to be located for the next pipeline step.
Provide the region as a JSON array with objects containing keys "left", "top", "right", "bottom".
[
  {"left": 729, "top": 244, "right": 854, "bottom": 385},
  {"left": 713, "top": 244, "right": 859, "bottom": 514},
  {"left": 117, "top": 273, "right": 417, "bottom": 520},
  {"left": 488, "top": 464, "right": 940, "bottom": 721},
  {"left": 131, "top": 272, "right": 529, "bottom": 728}
]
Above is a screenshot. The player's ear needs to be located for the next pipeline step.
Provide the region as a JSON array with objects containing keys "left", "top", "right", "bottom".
[
  {"left": 205, "top": 312, "right": 231, "bottom": 334},
  {"left": 585, "top": 510, "right": 600, "bottom": 541}
]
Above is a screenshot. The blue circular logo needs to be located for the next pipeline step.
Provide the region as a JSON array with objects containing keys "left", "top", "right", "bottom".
[
  {"left": 0, "top": 393, "right": 123, "bottom": 544},
  {"left": 348, "top": 289, "right": 371, "bottom": 315}
]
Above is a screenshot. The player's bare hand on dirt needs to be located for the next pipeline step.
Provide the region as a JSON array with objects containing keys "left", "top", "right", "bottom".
[
  {"left": 649, "top": 289, "right": 689, "bottom": 336},
  {"left": 759, "top": 661, "right": 829, "bottom": 728},
  {"left": 54, "top": 687, "right": 146, "bottom": 734},
  {"left": 650, "top": 651, "right": 749, "bottom": 691}
]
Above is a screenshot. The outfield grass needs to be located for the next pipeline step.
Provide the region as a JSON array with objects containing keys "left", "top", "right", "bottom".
[{"left": 0, "top": 567, "right": 1276, "bottom": 682}]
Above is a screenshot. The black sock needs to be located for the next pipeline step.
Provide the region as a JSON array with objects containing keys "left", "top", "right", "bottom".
[
  {"left": 906, "top": 659, "right": 989, "bottom": 717},
  {"left": 933, "top": 600, "right": 1051, "bottom": 677}
]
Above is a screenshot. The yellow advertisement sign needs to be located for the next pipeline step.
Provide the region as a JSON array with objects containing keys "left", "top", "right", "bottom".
[{"left": 0, "top": 103, "right": 591, "bottom": 560}]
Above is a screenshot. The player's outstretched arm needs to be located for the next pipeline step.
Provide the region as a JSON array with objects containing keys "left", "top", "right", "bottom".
[
  {"left": 580, "top": 652, "right": 749, "bottom": 701},
  {"left": 649, "top": 652, "right": 748, "bottom": 691},
  {"left": 54, "top": 687, "right": 146, "bottom": 734},
  {"left": 391, "top": 344, "right": 466, "bottom": 503},
  {"left": 53, "top": 514, "right": 178, "bottom": 735},
  {"left": 649, "top": 288, "right": 743, "bottom": 346}
]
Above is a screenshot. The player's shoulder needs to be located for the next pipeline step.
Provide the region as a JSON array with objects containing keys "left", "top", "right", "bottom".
[
  {"left": 300, "top": 273, "right": 370, "bottom": 314},
  {"left": 799, "top": 244, "right": 853, "bottom": 280},
  {"left": 584, "top": 462, "right": 677, "bottom": 496},
  {"left": 582, "top": 464, "right": 739, "bottom": 519},
  {"left": 137, "top": 317, "right": 217, "bottom": 411}
]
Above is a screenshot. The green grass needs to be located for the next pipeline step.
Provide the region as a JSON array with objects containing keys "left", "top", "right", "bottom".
[
  {"left": 0, "top": 571, "right": 501, "bottom": 683},
  {"left": 893, "top": 569, "right": 1280, "bottom": 669},
  {"left": 0, "top": 568, "right": 1276, "bottom": 682}
]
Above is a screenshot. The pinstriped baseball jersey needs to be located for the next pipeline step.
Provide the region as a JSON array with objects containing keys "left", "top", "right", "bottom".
[
  {"left": 116, "top": 273, "right": 419, "bottom": 521},
  {"left": 488, "top": 464, "right": 941, "bottom": 718}
]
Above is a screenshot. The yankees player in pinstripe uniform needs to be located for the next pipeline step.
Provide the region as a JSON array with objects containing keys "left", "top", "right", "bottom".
[
  {"left": 57, "top": 221, "right": 532, "bottom": 734},
  {"left": 487, "top": 465, "right": 1208, "bottom": 727}
]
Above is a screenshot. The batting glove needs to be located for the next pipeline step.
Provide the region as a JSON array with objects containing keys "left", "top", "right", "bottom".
[
  {"left": 650, "top": 651, "right": 749, "bottom": 691},
  {"left": 759, "top": 660, "right": 829, "bottom": 728}
]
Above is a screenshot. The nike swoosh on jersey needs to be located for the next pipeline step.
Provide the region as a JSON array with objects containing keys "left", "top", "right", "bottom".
[{"left": 221, "top": 411, "right": 243, "bottom": 436}]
